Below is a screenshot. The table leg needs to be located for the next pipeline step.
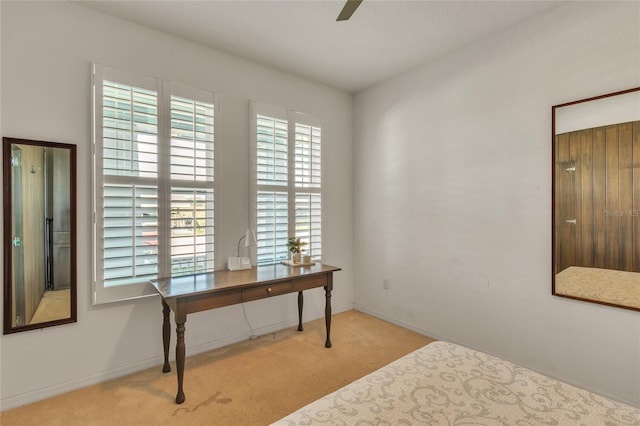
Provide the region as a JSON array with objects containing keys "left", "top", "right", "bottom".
[
  {"left": 175, "top": 316, "right": 186, "bottom": 404},
  {"left": 324, "top": 274, "right": 333, "bottom": 348},
  {"left": 297, "top": 291, "right": 304, "bottom": 331},
  {"left": 161, "top": 300, "right": 171, "bottom": 373}
]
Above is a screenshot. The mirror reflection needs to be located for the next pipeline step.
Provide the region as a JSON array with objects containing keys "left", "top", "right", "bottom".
[
  {"left": 3, "top": 137, "right": 76, "bottom": 334},
  {"left": 553, "top": 88, "right": 640, "bottom": 311}
]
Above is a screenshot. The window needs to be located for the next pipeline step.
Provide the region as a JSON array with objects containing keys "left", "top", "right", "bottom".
[
  {"left": 250, "top": 103, "right": 323, "bottom": 265},
  {"left": 92, "top": 64, "right": 217, "bottom": 304}
]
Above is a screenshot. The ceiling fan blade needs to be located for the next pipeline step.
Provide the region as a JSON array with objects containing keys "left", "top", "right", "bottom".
[{"left": 336, "top": 0, "right": 363, "bottom": 21}]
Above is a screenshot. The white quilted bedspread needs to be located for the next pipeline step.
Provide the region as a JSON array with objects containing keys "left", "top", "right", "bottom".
[{"left": 274, "top": 341, "right": 640, "bottom": 425}]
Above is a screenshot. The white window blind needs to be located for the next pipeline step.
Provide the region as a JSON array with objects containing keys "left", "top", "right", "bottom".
[
  {"left": 103, "top": 184, "right": 159, "bottom": 286},
  {"left": 93, "top": 64, "right": 217, "bottom": 304},
  {"left": 257, "top": 114, "right": 288, "bottom": 186},
  {"left": 251, "top": 103, "right": 323, "bottom": 265},
  {"left": 168, "top": 93, "right": 215, "bottom": 277},
  {"left": 294, "top": 123, "right": 322, "bottom": 259},
  {"left": 256, "top": 191, "right": 289, "bottom": 263}
]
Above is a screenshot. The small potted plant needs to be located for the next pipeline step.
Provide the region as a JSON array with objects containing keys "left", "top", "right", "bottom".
[{"left": 287, "top": 236, "right": 307, "bottom": 263}]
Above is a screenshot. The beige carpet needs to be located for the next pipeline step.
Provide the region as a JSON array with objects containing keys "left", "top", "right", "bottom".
[
  {"left": 1, "top": 310, "right": 434, "bottom": 426},
  {"left": 30, "top": 289, "right": 71, "bottom": 325},
  {"left": 555, "top": 266, "right": 640, "bottom": 310}
]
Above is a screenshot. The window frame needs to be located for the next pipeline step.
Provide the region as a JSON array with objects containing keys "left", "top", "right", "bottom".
[
  {"left": 249, "top": 101, "right": 324, "bottom": 265},
  {"left": 92, "top": 64, "right": 219, "bottom": 304}
]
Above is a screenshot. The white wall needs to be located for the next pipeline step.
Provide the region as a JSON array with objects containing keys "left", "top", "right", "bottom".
[
  {"left": 0, "top": 1, "right": 354, "bottom": 409},
  {"left": 354, "top": 1, "right": 640, "bottom": 407}
]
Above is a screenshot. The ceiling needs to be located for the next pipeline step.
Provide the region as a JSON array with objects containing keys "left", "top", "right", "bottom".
[{"left": 78, "top": 0, "right": 562, "bottom": 93}]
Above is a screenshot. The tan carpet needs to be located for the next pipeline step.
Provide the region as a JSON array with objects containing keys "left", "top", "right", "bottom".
[
  {"left": 1, "top": 310, "right": 434, "bottom": 426},
  {"left": 555, "top": 266, "right": 640, "bottom": 309},
  {"left": 29, "top": 289, "right": 71, "bottom": 325}
]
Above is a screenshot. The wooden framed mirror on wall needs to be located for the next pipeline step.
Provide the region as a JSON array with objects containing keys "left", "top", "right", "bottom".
[
  {"left": 552, "top": 87, "right": 640, "bottom": 312},
  {"left": 3, "top": 137, "right": 77, "bottom": 334}
]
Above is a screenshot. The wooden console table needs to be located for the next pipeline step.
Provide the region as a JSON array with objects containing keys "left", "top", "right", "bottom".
[{"left": 149, "top": 263, "right": 341, "bottom": 404}]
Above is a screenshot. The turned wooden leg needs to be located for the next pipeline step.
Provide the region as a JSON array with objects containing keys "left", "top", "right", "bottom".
[
  {"left": 162, "top": 300, "right": 171, "bottom": 373},
  {"left": 175, "top": 319, "right": 186, "bottom": 404},
  {"left": 297, "top": 291, "right": 304, "bottom": 331},
  {"left": 324, "top": 275, "right": 333, "bottom": 348}
]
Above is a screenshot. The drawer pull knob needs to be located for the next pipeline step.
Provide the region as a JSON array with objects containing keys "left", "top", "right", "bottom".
[{"left": 267, "top": 287, "right": 272, "bottom": 293}]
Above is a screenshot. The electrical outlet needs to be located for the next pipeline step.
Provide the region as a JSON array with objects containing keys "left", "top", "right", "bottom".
[{"left": 383, "top": 278, "right": 389, "bottom": 290}]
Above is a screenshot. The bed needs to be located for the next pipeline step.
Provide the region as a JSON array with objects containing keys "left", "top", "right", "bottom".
[{"left": 273, "top": 341, "right": 640, "bottom": 425}]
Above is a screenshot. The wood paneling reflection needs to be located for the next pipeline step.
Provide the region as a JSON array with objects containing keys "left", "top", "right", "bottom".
[{"left": 555, "top": 120, "right": 640, "bottom": 274}]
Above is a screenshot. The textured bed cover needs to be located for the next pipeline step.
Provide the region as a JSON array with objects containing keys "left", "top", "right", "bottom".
[{"left": 274, "top": 341, "right": 640, "bottom": 425}]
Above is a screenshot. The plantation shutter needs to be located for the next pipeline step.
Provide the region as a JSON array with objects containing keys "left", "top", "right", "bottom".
[
  {"left": 255, "top": 113, "right": 289, "bottom": 264},
  {"left": 93, "top": 64, "right": 217, "bottom": 304},
  {"left": 168, "top": 92, "right": 215, "bottom": 276},
  {"left": 251, "top": 103, "right": 323, "bottom": 265},
  {"left": 294, "top": 121, "right": 322, "bottom": 260},
  {"left": 101, "top": 79, "right": 160, "bottom": 287}
]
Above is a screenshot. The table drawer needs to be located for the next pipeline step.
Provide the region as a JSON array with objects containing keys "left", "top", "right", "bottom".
[
  {"left": 189, "top": 291, "right": 242, "bottom": 313},
  {"left": 293, "top": 274, "right": 327, "bottom": 291},
  {"left": 242, "top": 281, "right": 293, "bottom": 301}
]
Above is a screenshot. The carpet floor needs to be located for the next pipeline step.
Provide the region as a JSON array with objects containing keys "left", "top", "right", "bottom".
[{"left": 1, "top": 310, "right": 434, "bottom": 425}]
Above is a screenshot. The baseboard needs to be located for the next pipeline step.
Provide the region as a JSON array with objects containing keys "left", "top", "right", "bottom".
[
  {"left": 353, "top": 304, "right": 450, "bottom": 342},
  {"left": 353, "top": 304, "right": 640, "bottom": 409},
  {"left": 0, "top": 302, "right": 354, "bottom": 411},
  {"left": 0, "top": 355, "right": 166, "bottom": 412}
]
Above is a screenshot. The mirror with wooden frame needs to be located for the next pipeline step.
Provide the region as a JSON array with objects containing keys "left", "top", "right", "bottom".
[
  {"left": 552, "top": 87, "right": 640, "bottom": 312},
  {"left": 3, "top": 137, "right": 77, "bottom": 334}
]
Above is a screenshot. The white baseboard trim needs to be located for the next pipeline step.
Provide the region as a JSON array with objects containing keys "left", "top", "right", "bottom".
[
  {"left": 0, "top": 303, "right": 354, "bottom": 411},
  {"left": 0, "top": 355, "right": 165, "bottom": 412},
  {"left": 353, "top": 304, "right": 450, "bottom": 342},
  {"left": 353, "top": 304, "right": 640, "bottom": 409}
]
